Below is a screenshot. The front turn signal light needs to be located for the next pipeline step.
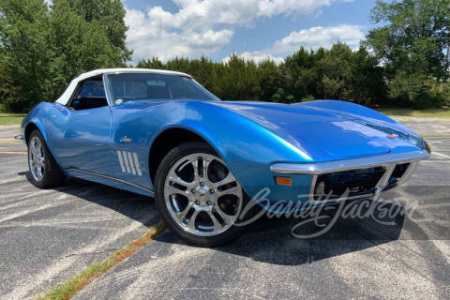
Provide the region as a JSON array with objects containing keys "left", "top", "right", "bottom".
[{"left": 275, "top": 176, "right": 292, "bottom": 186}]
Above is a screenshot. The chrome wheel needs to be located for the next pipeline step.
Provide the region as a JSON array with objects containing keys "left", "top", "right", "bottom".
[
  {"left": 164, "top": 153, "right": 243, "bottom": 237},
  {"left": 29, "top": 136, "right": 45, "bottom": 182}
]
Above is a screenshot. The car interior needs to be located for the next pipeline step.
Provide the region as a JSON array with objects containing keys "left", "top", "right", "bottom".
[
  {"left": 110, "top": 79, "right": 172, "bottom": 101},
  {"left": 69, "top": 77, "right": 108, "bottom": 110}
]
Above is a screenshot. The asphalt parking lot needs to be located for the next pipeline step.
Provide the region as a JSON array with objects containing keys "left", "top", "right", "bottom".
[{"left": 0, "top": 120, "right": 449, "bottom": 300}]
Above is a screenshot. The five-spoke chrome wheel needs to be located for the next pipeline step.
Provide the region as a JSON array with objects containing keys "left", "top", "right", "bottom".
[
  {"left": 29, "top": 136, "right": 45, "bottom": 182},
  {"left": 163, "top": 153, "right": 243, "bottom": 237}
]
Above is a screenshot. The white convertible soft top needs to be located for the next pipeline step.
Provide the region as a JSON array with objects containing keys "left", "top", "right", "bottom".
[{"left": 55, "top": 68, "right": 192, "bottom": 105}]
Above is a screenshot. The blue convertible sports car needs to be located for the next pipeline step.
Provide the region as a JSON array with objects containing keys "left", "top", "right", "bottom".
[{"left": 21, "top": 68, "right": 430, "bottom": 246}]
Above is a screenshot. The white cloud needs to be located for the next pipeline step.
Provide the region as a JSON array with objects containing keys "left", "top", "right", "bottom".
[
  {"left": 124, "top": 0, "right": 354, "bottom": 63},
  {"left": 125, "top": 7, "right": 234, "bottom": 62},
  {"left": 271, "top": 24, "right": 364, "bottom": 54},
  {"left": 224, "top": 24, "right": 364, "bottom": 63},
  {"left": 145, "top": 0, "right": 352, "bottom": 28}
]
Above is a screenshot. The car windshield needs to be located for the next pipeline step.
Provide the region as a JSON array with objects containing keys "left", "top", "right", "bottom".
[{"left": 105, "top": 73, "right": 220, "bottom": 104}]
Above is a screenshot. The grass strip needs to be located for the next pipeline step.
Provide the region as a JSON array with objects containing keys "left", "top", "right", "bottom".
[
  {"left": 0, "top": 114, "right": 26, "bottom": 125},
  {"left": 37, "top": 222, "right": 166, "bottom": 300},
  {"left": 377, "top": 108, "right": 450, "bottom": 118}
]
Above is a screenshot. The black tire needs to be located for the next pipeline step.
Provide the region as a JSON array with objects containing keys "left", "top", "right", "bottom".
[
  {"left": 27, "top": 129, "right": 65, "bottom": 188},
  {"left": 155, "top": 142, "right": 251, "bottom": 247}
]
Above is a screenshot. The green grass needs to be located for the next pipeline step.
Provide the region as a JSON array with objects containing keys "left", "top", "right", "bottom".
[
  {"left": 36, "top": 222, "right": 165, "bottom": 300},
  {"left": 377, "top": 108, "right": 450, "bottom": 118},
  {"left": 0, "top": 114, "right": 26, "bottom": 125}
]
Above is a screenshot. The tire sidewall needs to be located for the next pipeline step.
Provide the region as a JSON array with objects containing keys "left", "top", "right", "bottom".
[
  {"left": 154, "top": 142, "right": 249, "bottom": 247},
  {"left": 27, "top": 130, "right": 64, "bottom": 188}
]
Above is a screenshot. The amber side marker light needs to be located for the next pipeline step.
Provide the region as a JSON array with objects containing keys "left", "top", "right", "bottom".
[{"left": 275, "top": 176, "right": 292, "bottom": 186}]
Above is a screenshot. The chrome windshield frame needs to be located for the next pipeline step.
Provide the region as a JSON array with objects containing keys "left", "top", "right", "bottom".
[{"left": 102, "top": 71, "right": 219, "bottom": 106}]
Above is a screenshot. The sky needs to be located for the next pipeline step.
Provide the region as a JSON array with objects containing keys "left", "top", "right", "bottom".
[{"left": 122, "top": 0, "right": 382, "bottom": 64}]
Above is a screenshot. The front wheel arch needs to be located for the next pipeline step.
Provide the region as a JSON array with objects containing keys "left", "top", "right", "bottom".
[
  {"left": 24, "top": 123, "right": 40, "bottom": 145},
  {"left": 148, "top": 128, "right": 218, "bottom": 185}
]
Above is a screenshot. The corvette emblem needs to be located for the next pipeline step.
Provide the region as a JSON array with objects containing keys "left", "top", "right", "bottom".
[{"left": 387, "top": 134, "right": 398, "bottom": 139}]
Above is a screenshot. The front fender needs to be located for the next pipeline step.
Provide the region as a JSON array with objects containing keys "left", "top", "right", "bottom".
[{"left": 145, "top": 102, "right": 314, "bottom": 199}]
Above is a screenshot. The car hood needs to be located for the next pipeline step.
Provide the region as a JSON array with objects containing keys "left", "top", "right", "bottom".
[{"left": 210, "top": 101, "right": 424, "bottom": 162}]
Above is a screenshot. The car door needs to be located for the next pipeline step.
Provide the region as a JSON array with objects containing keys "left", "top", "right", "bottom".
[
  {"left": 47, "top": 76, "right": 113, "bottom": 176},
  {"left": 110, "top": 109, "right": 149, "bottom": 188},
  {"left": 106, "top": 75, "right": 153, "bottom": 189}
]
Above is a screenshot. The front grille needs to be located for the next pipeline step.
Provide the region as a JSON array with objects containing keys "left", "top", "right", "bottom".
[
  {"left": 313, "top": 167, "right": 386, "bottom": 201},
  {"left": 388, "top": 163, "right": 410, "bottom": 186}
]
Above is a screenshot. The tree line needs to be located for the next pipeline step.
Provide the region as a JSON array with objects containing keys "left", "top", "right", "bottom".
[
  {"left": 0, "top": 0, "right": 130, "bottom": 112},
  {"left": 1, "top": 0, "right": 449, "bottom": 112},
  {"left": 137, "top": 45, "right": 388, "bottom": 106}
]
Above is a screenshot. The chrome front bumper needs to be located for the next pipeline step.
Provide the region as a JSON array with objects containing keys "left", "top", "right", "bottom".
[
  {"left": 270, "top": 150, "right": 430, "bottom": 203},
  {"left": 270, "top": 150, "right": 429, "bottom": 175}
]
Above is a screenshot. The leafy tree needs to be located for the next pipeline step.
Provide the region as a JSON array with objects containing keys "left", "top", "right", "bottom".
[
  {"left": 271, "top": 87, "right": 295, "bottom": 103},
  {"left": 322, "top": 76, "right": 345, "bottom": 99},
  {"left": 0, "top": 49, "right": 19, "bottom": 111},
  {"left": 257, "top": 59, "right": 284, "bottom": 101},
  {"left": 67, "top": 0, "right": 132, "bottom": 61},
  {"left": 282, "top": 47, "right": 328, "bottom": 101},
  {"left": 0, "top": 0, "right": 130, "bottom": 111},
  {"left": 184, "top": 56, "right": 218, "bottom": 92},
  {"left": 389, "top": 71, "right": 427, "bottom": 100},
  {"left": 365, "top": 0, "right": 450, "bottom": 106},
  {"left": 0, "top": 0, "right": 53, "bottom": 111},
  {"left": 2, "top": 0, "right": 447, "bottom": 111},
  {"left": 348, "top": 46, "right": 386, "bottom": 104},
  {"left": 137, "top": 57, "right": 165, "bottom": 69},
  {"left": 318, "top": 43, "right": 353, "bottom": 99},
  {"left": 440, "top": 82, "right": 450, "bottom": 106},
  {"left": 49, "top": 0, "right": 125, "bottom": 97},
  {"left": 215, "top": 54, "right": 261, "bottom": 100},
  {"left": 281, "top": 44, "right": 386, "bottom": 103},
  {"left": 165, "top": 57, "right": 192, "bottom": 74},
  {"left": 283, "top": 47, "right": 318, "bottom": 101}
]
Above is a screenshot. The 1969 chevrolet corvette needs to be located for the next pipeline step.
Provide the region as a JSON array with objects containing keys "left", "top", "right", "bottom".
[{"left": 20, "top": 68, "right": 430, "bottom": 246}]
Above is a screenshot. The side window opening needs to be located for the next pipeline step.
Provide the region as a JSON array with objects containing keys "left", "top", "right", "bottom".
[{"left": 69, "top": 76, "right": 108, "bottom": 110}]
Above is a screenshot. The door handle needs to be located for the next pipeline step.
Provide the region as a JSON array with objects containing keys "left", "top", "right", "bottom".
[{"left": 120, "top": 136, "right": 132, "bottom": 143}]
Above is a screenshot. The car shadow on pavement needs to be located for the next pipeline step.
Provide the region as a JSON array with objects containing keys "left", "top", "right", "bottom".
[
  {"left": 225, "top": 201, "right": 405, "bottom": 265},
  {"left": 18, "top": 170, "right": 158, "bottom": 228},
  {"left": 17, "top": 170, "right": 409, "bottom": 266},
  {"left": 157, "top": 199, "right": 406, "bottom": 266}
]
